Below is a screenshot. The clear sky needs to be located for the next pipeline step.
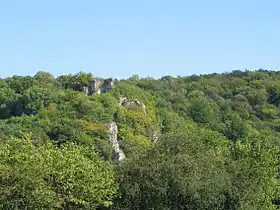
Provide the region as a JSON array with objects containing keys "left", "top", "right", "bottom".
[{"left": 0, "top": 0, "right": 279, "bottom": 79}]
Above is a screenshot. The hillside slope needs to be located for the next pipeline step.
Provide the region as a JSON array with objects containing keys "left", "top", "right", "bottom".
[{"left": 0, "top": 70, "right": 279, "bottom": 209}]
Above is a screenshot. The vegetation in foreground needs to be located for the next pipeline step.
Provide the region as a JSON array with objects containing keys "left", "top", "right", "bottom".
[{"left": 0, "top": 69, "right": 280, "bottom": 209}]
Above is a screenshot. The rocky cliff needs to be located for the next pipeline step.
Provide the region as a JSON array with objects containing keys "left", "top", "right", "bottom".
[{"left": 108, "top": 121, "right": 126, "bottom": 162}]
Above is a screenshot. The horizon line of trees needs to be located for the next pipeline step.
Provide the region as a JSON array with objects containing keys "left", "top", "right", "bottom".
[{"left": 0, "top": 69, "right": 279, "bottom": 209}]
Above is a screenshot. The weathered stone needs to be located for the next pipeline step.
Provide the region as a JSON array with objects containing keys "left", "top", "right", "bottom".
[
  {"left": 118, "top": 97, "right": 127, "bottom": 106},
  {"left": 83, "top": 86, "right": 89, "bottom": 95},
  {"left": 119, "top": 98, "right": 146, "bottom": 114},
  {"left": 101, "top": 78, "right": 114, "bottom": 93},
  {"left": 152, "top": 129, "right": 158, "bottom": 143},
  {"left": 89, "top": 79, "right": 101, "bottom": 95},
  {"left": 89, "top": 78, "right": 114, "bottom": 95},
  {"left": 108, "top": 121, "right": 125, "bottom": 162}
]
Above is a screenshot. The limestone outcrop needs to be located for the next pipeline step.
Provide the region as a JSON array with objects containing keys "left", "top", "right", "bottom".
[
  {"left": 83, "top": 86, "right": 89, "bottom": 95},
  {"left": 108, "top": 121, "right": 125, "bottom": 162},
  {"left": 118, "top": 97, "right": 146, "bottom": 114}
]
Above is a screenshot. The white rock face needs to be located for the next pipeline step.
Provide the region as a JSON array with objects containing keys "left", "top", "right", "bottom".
[
  {"left": 83, "top": 86, "right": 89, "bottom": 95},
  {"left": 108, "top": 121, "right": 125, "bottom": 162},
  {"left": 152, "top": 129, "right": 158, "bottom": 143},
  {"left": 118, "top": 98, "right": 146, "bottom": 114}
]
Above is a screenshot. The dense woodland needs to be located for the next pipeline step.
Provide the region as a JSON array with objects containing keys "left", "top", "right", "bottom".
[{"left": 0, "top": 69, "right": 280, "bottom": 209}]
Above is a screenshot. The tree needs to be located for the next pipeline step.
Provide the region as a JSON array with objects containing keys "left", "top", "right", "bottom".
[
  {"left": 115, "top": 125, "right": 231, "bottom": 209},
  {"left": 224, "top": 112, "right": 251, "bottom": 141},
  {"left": 0, "top": 87, "right": 22, "bottom": 118},
  {"left": 22, "top": 86, "right": 56, "bottom": 115},
  {"left": 187, "top": 97, "right": 220, "bottom": 125},
  {"left": 34, "top": 71, "right": 59, "bottom": 88},
  {"left": 229, "top": 132, "right": 280, "bottom": 209},
  {"left": 6, "top": 75, "right": 35, "bottom": 94},
  {"left": 0, "top": 137, "right": 117, "bottom": 209}
]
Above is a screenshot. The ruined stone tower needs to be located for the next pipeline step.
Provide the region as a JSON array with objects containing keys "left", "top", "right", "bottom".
[
  {"left": 89, "top": 79, "right": 101, "bottom": 95},
  {"left": 101, "top": 78, "right": 114, "bottom": 93},
  {"left": 89, "top": 78, "right": 114, "bottom": 95}
]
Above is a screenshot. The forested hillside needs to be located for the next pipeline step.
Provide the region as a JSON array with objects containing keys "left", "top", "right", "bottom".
[{"left": 0, "top": 70, "right": 280, "bottom": 209}]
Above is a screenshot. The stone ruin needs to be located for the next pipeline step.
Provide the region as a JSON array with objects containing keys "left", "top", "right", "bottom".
[
  {"left": 101, "top": 78, "right": 114, "bottom": 93},
  {"left": 89, "top": 79, "right": 101, "bottom": 95},
  {"left": 88, "top": 78, "right": 114, "bottom": 95},
  {"left": 82, "top": 79, "right": 156, "bottom": 161}
]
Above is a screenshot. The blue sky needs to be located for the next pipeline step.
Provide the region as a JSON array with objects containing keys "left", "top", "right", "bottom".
[{"left": 0, "top": 0, "right": 279, "bottom": 79}]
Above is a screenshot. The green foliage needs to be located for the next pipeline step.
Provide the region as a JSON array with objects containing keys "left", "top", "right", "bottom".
[
  {"left": 22, "top": 86, "right": 56, "bottom": 115},
  {"left": 187, "top": 97, "right": 220, "bottom": 124},
  {"left": 112, "top": 82, "right": 156, "bottom": 115},
  {"left": 224, "top": 112, "right": 251, "bottom": 141},
  {"left": 1, "top": 70, "right": 280, "bottom": 209},
  {"left": 115, "top": 125, "right": 231, "bottom": 209},
  {"left": 0, "top": 137, "right": 117, "bottom": 209},
  {"left": 229, "top": 132, "right": 280, "bottom": 209},
  {"left": 57, "top": 72, "right": 93, "bottom": 91},
  {"left": 6, "top": 75, "right": 36, "bottom": 94},
  {"left": 34, "top": 71, "right": 59, "bottom": 88}
]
